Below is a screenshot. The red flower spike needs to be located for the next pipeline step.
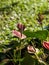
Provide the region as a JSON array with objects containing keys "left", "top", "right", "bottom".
[
  {"left": 38, "top": 14, "right": 44, "bottom": 21},
  {"left": 27, "top": 45, "right": 36, "bottom": 54},
  {"left": 43, "top": 41, "right": 49, "bottom": 50},
  {"left": 12, "top": 30, "right": 26, "bottom": 39},
  {"left": 17, "top": 23, "right": 25, "bottom": 31},
  {"left": 37, "top": 14, "right": 44, "bottom": 25}
]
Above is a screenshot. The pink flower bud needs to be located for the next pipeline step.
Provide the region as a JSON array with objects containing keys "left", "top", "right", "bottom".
[
  {"left": 12, "top": 30, "right": 26, "bottom": 39},
  {"left": 27, "top": 45, "right": 36, "bottom": 54},
  {"left": 43, "top": 41, "right": 49, "bottom": 50}
]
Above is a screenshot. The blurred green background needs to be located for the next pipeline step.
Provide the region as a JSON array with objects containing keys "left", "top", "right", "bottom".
[{"left": 0, "top": 0, "right": 49, "bottom": 65}]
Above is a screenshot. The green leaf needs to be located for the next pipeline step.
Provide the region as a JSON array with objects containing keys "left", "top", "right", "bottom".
[{"left": 24, "top": 30, "right": 48, "bottom": 40}]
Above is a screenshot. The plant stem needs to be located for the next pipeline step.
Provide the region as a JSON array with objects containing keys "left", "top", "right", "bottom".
[
  {"left": 19, "top": 40, "right": 22, "bottom": 65},
  {"left": 19, "top": 48, "right": 21, "bottom": 65},
  {"left": 41, "top": 24, "right": 43, "bottom": 30},
  {"left": 35, "top": 53, "right": 47, "bottom": 65}
]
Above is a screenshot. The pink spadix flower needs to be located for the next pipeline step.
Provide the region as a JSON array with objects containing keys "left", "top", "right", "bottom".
[
  {"left": 43, "top": 41, "right": 49, "bottom": 50},
  {"left": 27, "top": 45, "right": 36, "bottom": 54},
  {"left": 17, "top": 23, "right": 25, "bottom": 31},
  {"left": 12, "top": 30, "right": 26, "bottom": 39}
]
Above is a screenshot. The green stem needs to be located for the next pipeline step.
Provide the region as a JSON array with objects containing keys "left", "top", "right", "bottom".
[
  {"left": 35, "top": 53, "right": 47, "bottom": 65},
  {"left": 13, "top": 50, "right": 16, "bottom": 63},
  {"left": 19, "top": 40, "right": 22, "bottom": 65},
  {"left": 19, "top": 48, "right": 21, "bottom": 65},
  {"left": 41, "top": 24, "right": 43, "bottom": 30}
]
